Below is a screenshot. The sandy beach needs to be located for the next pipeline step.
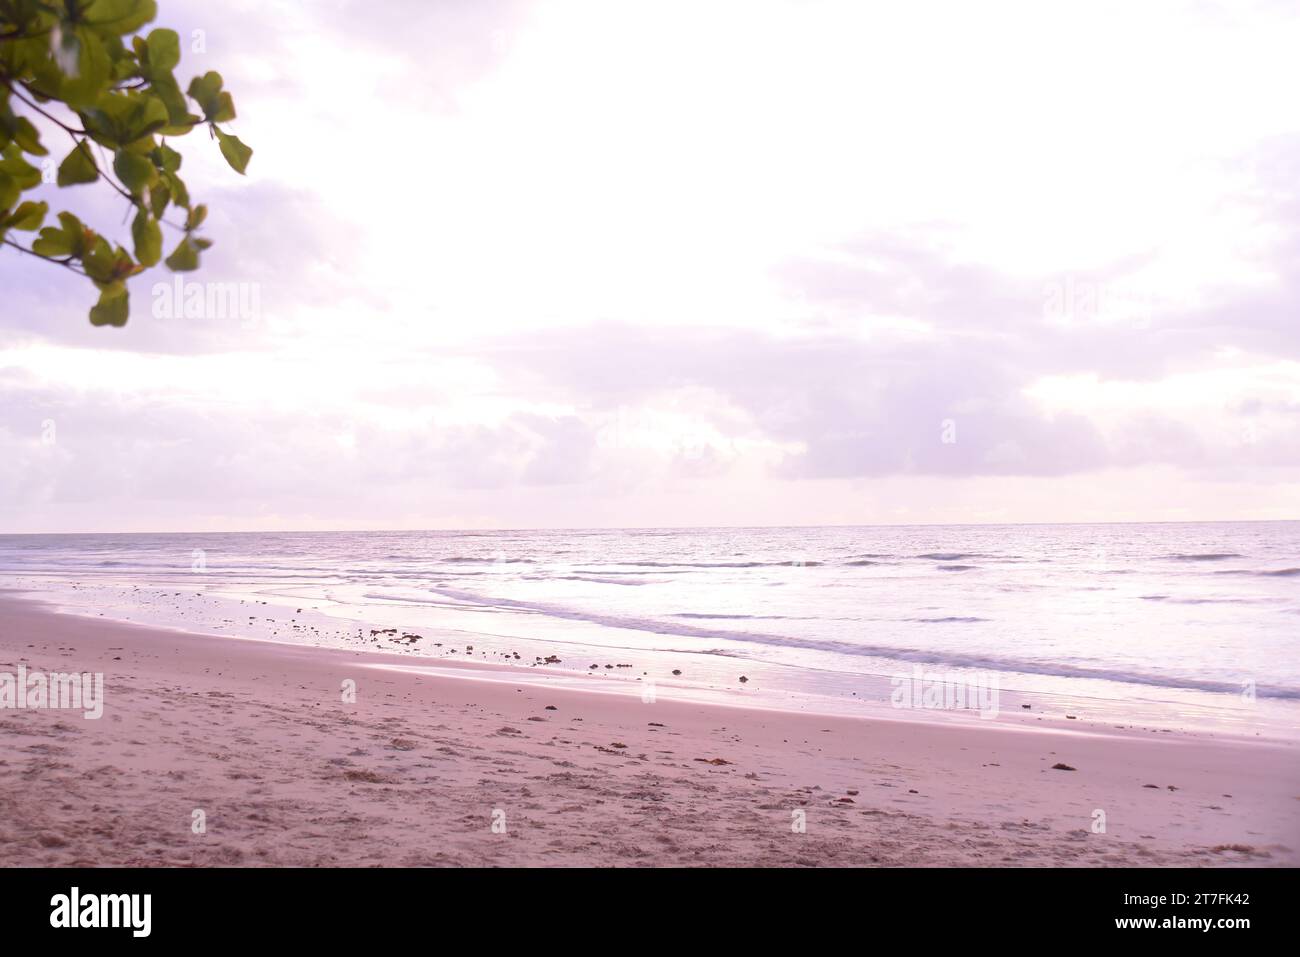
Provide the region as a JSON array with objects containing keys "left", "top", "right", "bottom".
[{"left": 0, "top": 591, "right": 1295, "bottom": 867}]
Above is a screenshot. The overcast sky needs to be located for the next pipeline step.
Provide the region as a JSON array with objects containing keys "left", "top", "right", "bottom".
[{"left": 2, "top": 0, "right": 1298, "bottom": 532}]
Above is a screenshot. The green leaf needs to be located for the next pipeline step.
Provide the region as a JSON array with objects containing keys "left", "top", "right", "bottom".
[
  {"left": 154, "top": 143, "right": 182, "bottom": 172},
  {"left": 152, "top": 74, "right": 193, "bottom": 127},
  {"left": 161, "top": 169, "right": 189, "bottom": 207},
  {"left": 131, "top": 207, "right": 162, "bottom": 267},
  {"left": 210, "top": 93, "right": 235, "bottom": 123},
  {"left": 81, "top": 92, "right": 170, "bottom": 149},
  {"left": 148, "top": 182, "right": 169, "bottom": 218},
  {"left": 187, "top": 72, "right": 222, "bottom": 109},
  {"left": 12, "top": 118, "right": 47, "bottom": 156},
  {"left": 81, "top": 235, "right": 120, "bottom": 282},
  {"left": 0, "top": 148, "right": 41, "bottom": 189},
  {"left": 61, "top": 29, "right": 112, "bottom": 108},
  {"left": 126, "top": 95, "right": 171, "bottom": 143},
  {"left": 32, "top": 229, "right": 72, "bottom": 258},
  {"left": 32, "top": 212, "right": 89, "bottom": 258},
  {"left": 87, "top": 0, "right": 160, "bottom": 37},
  {"left": 212, "top": 126, "right": 252, "bottom": 174},
  {"left": 145, "top": 28, "right": 181, "bottom": 72},
  {"left": 113, "top": 150, "right": 156, "bottom": 193},
  {"left": 164, "top": 236, "right": 200, "bottom": 271},
  {"left": 4, "top": 200, "right": 48, "bottom": 231},
  {"left": 57, "top": 142, "right": 99, "bottom": 186},
  {"left": 61, "top": 212, "right": 90, "bottom": 258},
  {"left": 89, "top": 282, "right": 130, "bottom": 327},
  {"left": 188, "top": 72, "right": 236, "bottom": 123}
]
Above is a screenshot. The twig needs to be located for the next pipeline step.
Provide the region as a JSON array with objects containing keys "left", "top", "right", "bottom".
[
  {"left": 4, "top": 79, "right": 89, "bottom": 135},
  {"left": 1, "top": 238, "right": 88, "bottom": 277}
]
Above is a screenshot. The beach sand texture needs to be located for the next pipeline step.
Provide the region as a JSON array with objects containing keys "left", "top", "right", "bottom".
[{"left": 1, "top": 594, "right": 1295, "bottom": 867}]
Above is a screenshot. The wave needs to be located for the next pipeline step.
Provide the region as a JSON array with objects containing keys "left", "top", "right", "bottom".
[
  {"left": 936, "top": 564, "right": 977, "bottom": 571},
  {"left": 563, "top": 568, "right": 670, "bottom": 576},
  {"left": 1140, "top": 595, "right": 1267, "bottom": 605},
  {"left": 439, "top": 556, "right": 534, "bottom": 564},
  {"left": 554, "top": 575, "right": 651, "bottom": 586},
  {"left": 1215, "top": 568, "right": 1300, "bottom": 578},
  {"left": 610, "top": 560, "right": 823, "bottom": 569},
  {"left": 1167, "top": 552, "right": 1243, "bottom": 561},
  {"left": 905, "top": 616, "right": 989, "bottom": 623},
  {"left": 366, "top": 586, "right": 1300, "bottom": 700},
  {"left": 672, "top": 613, "right": 797, "bottom": 621}
]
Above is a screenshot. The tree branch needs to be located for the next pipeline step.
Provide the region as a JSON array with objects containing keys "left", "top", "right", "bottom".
[
  {"left": 3, "top": 79, "right": 89, "bottom": 135},
  {"left": 1, "top": 238, "right": 88, "bottom": 277},
  {"left": 4, "top": 80, "right": 146, "bottom": 208}
]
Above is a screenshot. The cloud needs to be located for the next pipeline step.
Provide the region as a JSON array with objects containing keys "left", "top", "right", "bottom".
[{"left": 4, "top": 0, "right": 1300, "bottom": 530}]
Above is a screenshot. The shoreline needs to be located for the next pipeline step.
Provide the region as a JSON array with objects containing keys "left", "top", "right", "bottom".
[
  {"left": 6, "top": 573, "right": 1293, "bottom": 742},
  {"left": 1, "top": 592, "right": 1297, "bottom": 866}
]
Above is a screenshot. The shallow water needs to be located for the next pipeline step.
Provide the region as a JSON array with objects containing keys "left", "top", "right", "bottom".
[{"left": 2, "top": 522, "right": 1297, "bottom": 736}]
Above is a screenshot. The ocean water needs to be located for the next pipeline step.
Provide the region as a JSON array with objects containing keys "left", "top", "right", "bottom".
[{"left": 1, "top": 523, "right": 1297, "bottom": 736}]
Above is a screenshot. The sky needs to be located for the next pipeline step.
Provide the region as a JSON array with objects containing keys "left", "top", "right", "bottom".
[{"left": 2, "top": 0, "right": 1299, "bottom": 532}]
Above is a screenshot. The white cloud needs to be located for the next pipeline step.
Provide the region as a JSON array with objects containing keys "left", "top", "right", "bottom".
[{"left": 4, "top": 0, "right": 1300, "bottom": 529}]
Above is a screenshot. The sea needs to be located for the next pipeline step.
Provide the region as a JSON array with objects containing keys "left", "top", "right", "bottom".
[{"left": 1, "top": 522, "right": 1297, "bottom": 737}]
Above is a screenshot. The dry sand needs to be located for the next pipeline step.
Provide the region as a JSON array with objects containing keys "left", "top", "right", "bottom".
[{"left": 0, "top": 592, "right": 1295, "bottom": 866}]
